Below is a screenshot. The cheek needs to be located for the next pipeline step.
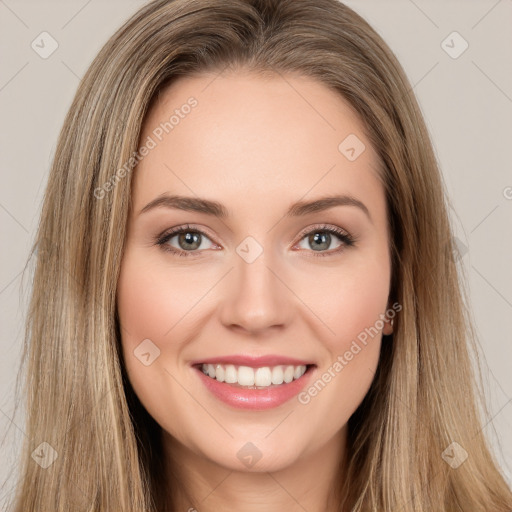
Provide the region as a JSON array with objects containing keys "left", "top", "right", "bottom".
[
  {"left": 115, "top": 249, "right": 206, "bottom": 429},
  {"left": 295, "top": 256, "right": 389, "bottom": 440},
  {"left": 115, "top": 250, "right": 197, "bottom": 395},
  {"left": 116, "top": 249, "right": 204, "bottom": 347},
  {"left": 304, "top": 248, "right": 391, "bottom": 357},
  {"left": 296, "top": 248, "right": 389, "bottom": 414},
  {"left": 335, "top": 273, "right": 388, "bottom": 346}
]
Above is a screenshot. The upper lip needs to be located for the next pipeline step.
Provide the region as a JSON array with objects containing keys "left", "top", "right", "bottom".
[{"left": 191, "top": 355, "right": 315, "bottom": 368}]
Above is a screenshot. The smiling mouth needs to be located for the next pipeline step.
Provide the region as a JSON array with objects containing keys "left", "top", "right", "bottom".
[{"left": 195, "top": 363, "right": 316, "bottom": 389}]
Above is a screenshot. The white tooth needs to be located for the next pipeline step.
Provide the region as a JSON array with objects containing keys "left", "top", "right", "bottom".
[
  {"left": 238, "top": 366, "right": 255, "bottom": 386},
  {"left": 294, "top": 365, "right": 306, "bottom": 379},
  {"left": 271, "top": 366, "right": 284, "bottom": 385},
  {"left": 224, "top": 364, "right": 237, "bottom": 383},
  {"left": 283, "top": 365, "right": 294, "bottom": 383},
  {"left": 215, "top": 364, "right": 225, "bottom": 382},
  {"left": 203, "top": 363, "right": 308, "bottom": 386},
  {"left": 254, "top": 367, "right": 272, "bottom": 386}
]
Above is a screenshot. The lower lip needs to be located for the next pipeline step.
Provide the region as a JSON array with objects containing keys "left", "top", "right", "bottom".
[{"left": 193, "top": 365, "right": 316, "bottom": 410}]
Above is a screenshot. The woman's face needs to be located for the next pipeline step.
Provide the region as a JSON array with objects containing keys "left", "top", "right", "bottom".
[{"left": 117, "top": 70, "right": 393, "bottom": 473}]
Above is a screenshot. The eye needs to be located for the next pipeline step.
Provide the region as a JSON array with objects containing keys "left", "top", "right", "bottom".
[
  {"left": 155, "top": 224, "right": 217, "bottom": 257},
  {"left": 293, "top": 224, "right": 356, "bottom": 257},
  {"left": 155, "top": 223, "right": 356, "bottom": 258}
]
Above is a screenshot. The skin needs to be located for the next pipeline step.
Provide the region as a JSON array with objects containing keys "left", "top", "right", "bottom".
[{"left": 116, "top": 69, "right": 393, "bottom": 512}]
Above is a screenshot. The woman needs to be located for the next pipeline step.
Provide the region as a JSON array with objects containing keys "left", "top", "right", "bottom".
[{"left": 10, "top": 0, "right": 512, "bottom": 510}]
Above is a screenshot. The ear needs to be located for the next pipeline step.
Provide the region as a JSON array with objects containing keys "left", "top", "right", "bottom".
[
  {"left": 382, "top": 315, "right": 394, "bottom": 336},
  {"left": 382, "top": 302, "right": 395, "bottom": 336}
]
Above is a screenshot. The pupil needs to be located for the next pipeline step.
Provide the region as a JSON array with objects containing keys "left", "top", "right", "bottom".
[
  {"left": 310, "top": 232, "right": 330, "bottom": 251},
  {"left": 179, "top": 232, "right": 201, "bottom": 250}
]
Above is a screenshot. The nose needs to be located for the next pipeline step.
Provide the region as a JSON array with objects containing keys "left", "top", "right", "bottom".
[{"left": 218, "top": 248, "right": 293, "bottom": 334}]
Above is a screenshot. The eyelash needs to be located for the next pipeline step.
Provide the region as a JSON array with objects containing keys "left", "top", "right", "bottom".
[{"left": 155, "top": 223, "right": 356, "bottom": 258}]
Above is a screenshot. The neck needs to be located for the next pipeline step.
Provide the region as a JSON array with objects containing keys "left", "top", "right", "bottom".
[{"left": 162, "top": 427, "right": 347, "bottom": 512}]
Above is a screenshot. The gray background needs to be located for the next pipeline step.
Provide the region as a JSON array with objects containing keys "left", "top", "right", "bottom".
[{"left": 1, "top": 0, "right": 511, "bottom": 506}]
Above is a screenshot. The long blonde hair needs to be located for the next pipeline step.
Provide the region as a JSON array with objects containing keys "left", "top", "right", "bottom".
[{"left": 9, "top": 0, "right": 512, "bottom": 510}]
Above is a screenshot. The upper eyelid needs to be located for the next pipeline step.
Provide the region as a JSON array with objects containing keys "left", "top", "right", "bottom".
[
  {"left": 159, "top": 224, "right": 217, "bottom": 243},
  {"left": 295, "top": 223, "right": 351, "bottom": 238}
]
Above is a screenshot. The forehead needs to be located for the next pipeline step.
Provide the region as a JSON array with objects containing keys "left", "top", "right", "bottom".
[{"left": 131, "top": 71, "right": 385, "bottom": 223}]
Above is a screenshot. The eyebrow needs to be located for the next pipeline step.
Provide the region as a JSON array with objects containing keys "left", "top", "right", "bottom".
[{"left": 139, "top": 193, "right": 372, "bottom": 223}]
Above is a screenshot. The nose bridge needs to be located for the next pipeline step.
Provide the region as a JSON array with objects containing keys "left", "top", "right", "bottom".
[{"left": 219, "top": 238, "right": 290, "bottom": 332}]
